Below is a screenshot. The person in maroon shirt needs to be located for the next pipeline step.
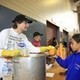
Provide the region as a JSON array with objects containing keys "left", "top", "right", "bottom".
[{"left": 32, "top": 32, "right": 43, "bottom": 47}]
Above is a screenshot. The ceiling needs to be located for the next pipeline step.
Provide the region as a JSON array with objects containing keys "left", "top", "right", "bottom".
[{"left": 0, "top": 0, "right": 79, "bottom": 32}]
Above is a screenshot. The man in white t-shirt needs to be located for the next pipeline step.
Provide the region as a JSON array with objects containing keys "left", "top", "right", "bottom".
[
  {"left": 0, "top": 15, "right": 40, "bottom": 54},
  {"left": 0, "top": 14, "right": 55, "bottom": 76}
]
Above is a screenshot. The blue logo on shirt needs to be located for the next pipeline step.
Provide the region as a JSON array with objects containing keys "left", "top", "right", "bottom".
[{"left": 18, "top": 43, "right": 26, "bottom": 47}]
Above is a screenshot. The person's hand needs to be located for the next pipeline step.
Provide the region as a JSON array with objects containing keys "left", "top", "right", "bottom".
[
  {"left": 40, "top": 46, "right": 56, "bottom": 54},
  {"left": 53, "top": 55, "right": 58, "bottom": 59},
  {"left": 2, "top": 49, "right": 21, "bottom": 57},
  {"left": 48, "top": 47, "right": 56, "bottom": 56}
]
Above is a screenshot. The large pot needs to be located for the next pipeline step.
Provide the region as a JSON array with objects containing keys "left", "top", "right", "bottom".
[{"left": 13, "top": 54, "right": 46, "bottom": 80}]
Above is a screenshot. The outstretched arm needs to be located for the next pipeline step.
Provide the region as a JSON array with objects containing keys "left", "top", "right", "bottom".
[{"left": 54, "top": 54, "right": 72, "bottom": 69}]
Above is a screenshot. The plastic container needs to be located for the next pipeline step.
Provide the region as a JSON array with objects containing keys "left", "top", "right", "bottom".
[{"left": 2, "top": 62, "right": 13, "bottom": 80}]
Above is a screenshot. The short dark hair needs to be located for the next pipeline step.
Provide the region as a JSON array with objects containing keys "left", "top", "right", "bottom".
[
  {"left": 13, "top": 23, "right": 17, "bottom": 29},
  {"left": 33, "top": 32, "right": 43, "bottom": 37},
  {"left": 72, "top": 33, "right": 80, "bottom": 43}
]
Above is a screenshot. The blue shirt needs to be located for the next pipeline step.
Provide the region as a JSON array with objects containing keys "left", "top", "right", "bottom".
[{"left": 55, "top": 52, "right": 80, "bottom": 80}]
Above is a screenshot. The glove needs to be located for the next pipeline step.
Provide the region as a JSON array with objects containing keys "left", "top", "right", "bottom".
[
  {"left": 49, "top": 47, "right": 56, "bottom": 55},
  {"left": 40, "top": 46, "right": 56, "bottom": 53},
  {"left": 2, "top": 49, "right": 21, "bottom": 57}
]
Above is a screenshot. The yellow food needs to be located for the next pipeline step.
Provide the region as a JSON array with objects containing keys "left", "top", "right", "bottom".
[
  {"left": 40, "top": 46, "right": 55, "bottom": 52},
  {"left": 2, "top": 49, "right": 21, "bottom": 57},
  {"left": 49, "top": 47, "right": 56, "bottom": 55}
]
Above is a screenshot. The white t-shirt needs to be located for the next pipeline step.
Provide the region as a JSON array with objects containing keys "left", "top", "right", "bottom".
[
  {"left": 0, "top": 28, "right": 40, "bottom": 74},
  {"left": 0, "top": 28, "right": 40, "bottom": 53}
]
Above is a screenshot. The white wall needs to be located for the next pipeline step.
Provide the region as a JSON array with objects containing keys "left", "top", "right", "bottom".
[{"left": 0, "top": 0, "right": 79, "bottom": 33}]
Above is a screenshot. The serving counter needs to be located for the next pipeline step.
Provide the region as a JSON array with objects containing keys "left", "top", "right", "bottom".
[
  {"left": 46, "top": 62, "right": 66, "bottom": 80},
  {"left": 0, "top": 54, "right": 66, "bottom": 80}
]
